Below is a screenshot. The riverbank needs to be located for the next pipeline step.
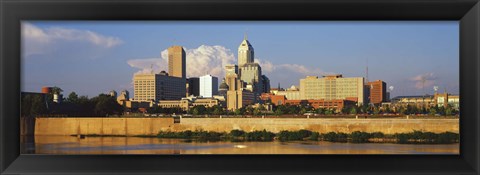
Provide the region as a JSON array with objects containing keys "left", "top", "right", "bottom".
[{"left": 72, "top": 130, "right": 459, "bottom": 144}]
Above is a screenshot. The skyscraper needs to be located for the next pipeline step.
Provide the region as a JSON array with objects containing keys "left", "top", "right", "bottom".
[
  {"left": 237, "top": 35, "right": 254, "bottom": 67},
  {"left": 199, "top": 75, "right": 219, "bottom": 98},
  {"left": 237, "top": 36, "right": 270, "bottom": 96},
  {"left": 168, "top": 46, "right": 186, "bottom": 79},
  {"left": 239, "top": 63, "right": 263, "bottom": 94},
  {"left": 187, "top": 77, "right": 200, "bottom": 97}
]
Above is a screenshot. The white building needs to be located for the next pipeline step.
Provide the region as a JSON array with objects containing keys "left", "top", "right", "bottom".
[{"left": 199, "top": 74, "right": 219, "bottom": 98}]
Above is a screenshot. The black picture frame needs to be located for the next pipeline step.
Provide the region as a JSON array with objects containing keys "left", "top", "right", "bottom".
[{"left": 1, "top": 0, "right": 479, "bottom": 174}]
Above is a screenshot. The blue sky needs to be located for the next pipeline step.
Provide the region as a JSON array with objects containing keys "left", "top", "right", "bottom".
[{"left": 21, "top": 21, "right": 459, "bottom": 98}]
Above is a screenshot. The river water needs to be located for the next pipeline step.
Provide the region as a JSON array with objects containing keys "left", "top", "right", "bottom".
[{"left": 21, "top": 136, "right": 459, "bottom": 155}]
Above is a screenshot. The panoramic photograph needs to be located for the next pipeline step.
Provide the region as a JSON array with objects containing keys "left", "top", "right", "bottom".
[{"left": 20, "top": 21, "right": 460, "bottom": 154}]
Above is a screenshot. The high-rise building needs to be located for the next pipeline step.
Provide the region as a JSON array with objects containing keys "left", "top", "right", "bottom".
[
  {"left": 237, "top": 37, "right": 270, "bottom": 96},
  {"left": 218, "top": 78, "right": 229, "bottom": 97},
  {"left": 367, "top": 80, "right": 387, "bottom": 105},
  {"left": 225, "top": 74, "right": 254, "bottom": 110},
  {"left": 168, "top": 46, "right": 186, "bottom": 79},
  {"left": 225, "top": 64, "right": 238, "bottom": 77},
  {"left": 199, "top": 75, "right": 219, "bottom": 98},
  {"left": 187, "top": 77, "right": 200, "bottom": 97},
  {"left": 133, "top": 71, "right": 186, "bottom": 102},
  {"left": 239, "top": 63, "right": 263, "bottom": 94},
  {"left": 238, "top": 35, "right": 254, "bottom": 67},
  {"left": 299, "top": 75, "right": 365, "bottom": 105},
  {"left": 261, "top": 75, "right": 270, "bottom": 93}
]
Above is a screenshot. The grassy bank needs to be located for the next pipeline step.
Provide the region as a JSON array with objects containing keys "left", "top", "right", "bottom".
[{"left": 154, "top": 130, "right": 459, "bottom": 144}]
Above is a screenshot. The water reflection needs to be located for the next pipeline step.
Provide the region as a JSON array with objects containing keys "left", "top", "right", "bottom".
[{"left": 21, "top": 136, "right": 459, "bottom": 155}]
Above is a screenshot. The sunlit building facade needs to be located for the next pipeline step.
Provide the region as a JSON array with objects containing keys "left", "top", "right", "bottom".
[{"left": 299, "top": 75, "right": 365, "bottom": 105}]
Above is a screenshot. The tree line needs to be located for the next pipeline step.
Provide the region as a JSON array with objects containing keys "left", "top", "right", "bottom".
[{"left": 21, "top": 89, "right": 124, "bottom": 117}]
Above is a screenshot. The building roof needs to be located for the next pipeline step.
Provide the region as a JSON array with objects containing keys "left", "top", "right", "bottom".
[{"left": 391, "top": 95, "right": 434, "bottom": 100}]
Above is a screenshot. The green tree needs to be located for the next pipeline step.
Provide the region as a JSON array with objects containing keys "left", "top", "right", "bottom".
[
  {"left": 191, "top": 105, "right": 207, "bottom": 115},
  {"left": 429, "top": 107, "right": 437, "bottom": 116},
  {"left": 92, "top": 94, "right": 123, "bottom": 116},
  {"left": 253, "top": 108, "right": 262, "bottom": 116},
  {"left": 316, "top": 108, "right": 324, "bottom": 114},
  {"left": 234, "top": 109, "right": 242, "bottom": 115},
  {"left": 21, "top": 94, "right": 32, "bottom": 116},
  {"left": 373, "top": 106, "right": 380, "bottom": 115},
  {"left": 67, "top": 92, "right": 79, "bottom": 103},
  {"left": 30, "top": 94, "right": 48, "bottom": 116},
  {"left": 324, "top": 109, "right": 333, "bottom": 115},
  {"left": 445, "top": 106, "right": 453, "bottom": 116},
  {"left": 245, "top": 106, "right": 254, "bottom": 115},
  {"left": 275, "top": 105, "right": 287, "bottom": 115},
  {"left": 212, "top": 105, "right": 224, "bottom": 115},
  {"left": 349, "top": 107, "right": 357, "bottom": 115},
  {"left": 51, "top": 86, "right": 63, "bottom": 95}
]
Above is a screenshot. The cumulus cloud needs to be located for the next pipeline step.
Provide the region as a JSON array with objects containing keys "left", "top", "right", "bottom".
[
  {"left": 22, "top": 22, "right": 123, "bottom": 56},
  {"left": 410, "top": 72, "right": 437, "bottom": 89},
  {"left": 127, "top": 45, "right": 331, "bottom": 88},
  {"left": 127, "top": 45, "right": 236, "bottom": 78},
  {"left": 255, "top": 59, "right": 331, "bottom": 76}
]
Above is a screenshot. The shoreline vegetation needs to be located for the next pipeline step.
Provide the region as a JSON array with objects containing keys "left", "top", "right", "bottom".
[{"left": 71, "top": 130, "right": 459, "bottom": 144}]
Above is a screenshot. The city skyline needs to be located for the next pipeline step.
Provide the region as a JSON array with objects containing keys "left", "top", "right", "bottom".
[{"left": 21, "top": 21, "right": 459, "bottom": 98}]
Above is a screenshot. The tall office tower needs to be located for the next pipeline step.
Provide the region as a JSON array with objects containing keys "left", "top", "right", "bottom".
[
  {"left": 300, "top": 74, "right": 365, "bottom": 106},
  {"left": 168, "top": 45, "right": 186, "bottom": 79},
  {"left": 367, "top": 80, "right": 387, "bottom": 105},
  {"left": 225, "top": 75, "right": 254, "bottom": 110},
  {"left": 237, "top": 35, "right": 254, "bottom": 67},
  {"left": 261, "top": 75, "right": 271, "bottom": 93},
  {"left": 187, "top": 77, "right": 200, "bottom": 97},
  {"left": 218, "top": 79, "right": 229, "bottom": 97},
  {"left": 199, "top": 75, "right": 219, "bottom": 98},
  {"left": 239, "top": 63, "right": 263, "bottom": 93},
  {"left": 225, "top": 64, "right": 238, "bottom": 78}
]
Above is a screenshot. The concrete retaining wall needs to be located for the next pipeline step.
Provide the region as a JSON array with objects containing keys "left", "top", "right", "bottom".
[
  {"left": 31, "top": 117, "right": 459, "bottom": 136},
  {"left": 175, "top": 118, "right": 459, "bottom": 134},
  {"left": 34, "top": 118, "right": 175, "bottom": 136}
]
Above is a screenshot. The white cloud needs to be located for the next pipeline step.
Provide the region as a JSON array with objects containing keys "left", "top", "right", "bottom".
[
  {"left": 128, "top": 45, "right": 236, "bottom": 78},
  {"left": 127, "top": 45, "right": 332, "bottom": 88},
  {"left": 255, "top": 59, "right": 332, "bottom": 76},
  {"left": 22, "top": 22, "right": 123, "bottom": 56},
  {"left": 410, "top": 72, "right": 437, "bottom": 89}
]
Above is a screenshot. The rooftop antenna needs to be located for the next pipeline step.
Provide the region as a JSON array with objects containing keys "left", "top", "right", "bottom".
[
  {"left": 365, "top": 58, "right": 369, "bottom": 84},
  {"left": 244, "top": 28, "right": 249, "bottom": 40}
]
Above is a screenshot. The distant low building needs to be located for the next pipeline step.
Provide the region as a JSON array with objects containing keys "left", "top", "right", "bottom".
[
  {"left": 276, "top": 85, "right": 301, "bottom": 100},
  {"left": 390, "top": 92, "right": 460, "bottom": 110},
  {"left": 157, "top": 99, "right": 190, "bottom": 111},
  {"left": 390, "top": 95, "right": 435, "bottom": 108},
  {"left": 155, "top": 96, "right": 222, "bottom": 111},
  {"left": 260, "top": 93, "right": 286, "bottom": 105},
  {"left": 285, "top": 99, "right": 356, "bottom": 112},
  {"left": 300, "top": 75, "right": 365, "bottom": 106}
]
